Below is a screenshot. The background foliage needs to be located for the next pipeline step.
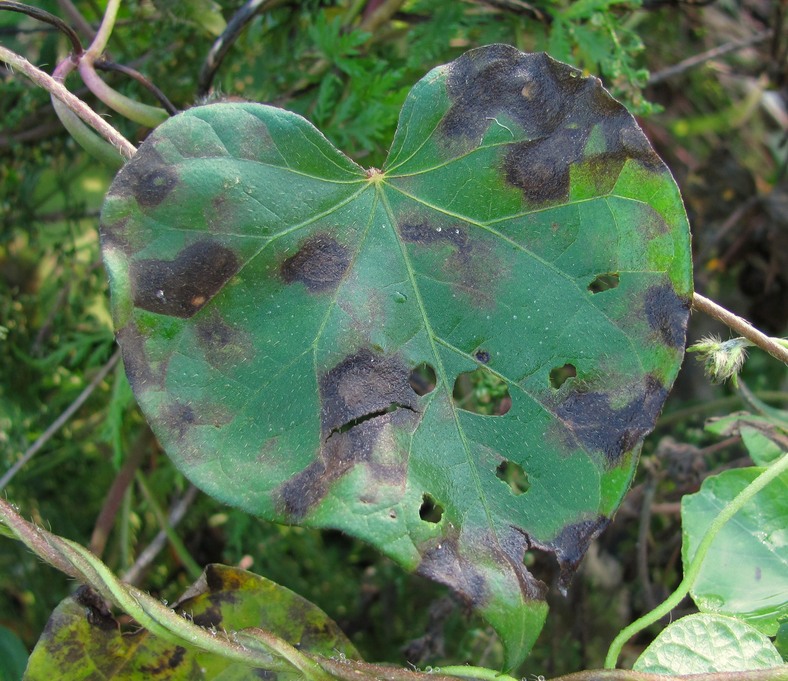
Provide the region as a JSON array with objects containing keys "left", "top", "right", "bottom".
[{"left": 0, "top": 0, "right": 786, "bottom": 677}]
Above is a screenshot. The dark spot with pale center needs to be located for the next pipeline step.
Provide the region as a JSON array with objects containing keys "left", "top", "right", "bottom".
[
  {"left": 475, "top": 350, "right": 490, "bottom": 364},
  {"left": 112, "top": 147, "right": 178, "bottom": 208},
  {"left": 281, "top": 233, "right": 350, "bottom": 293},
  {"left": 645, "top": 284, "right": 691, "bottom": 349},
  {"left": 130, "top": 241, "right": 239, "bottom": 318},
  {"left": 278, "top": 350, "right": 420, "bottom": 519},
  {"left": 556, "top": 374, "right": 668, "bottom": 464}
]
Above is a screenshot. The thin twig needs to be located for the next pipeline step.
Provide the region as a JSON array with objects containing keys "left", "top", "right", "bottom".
[
  {"left": 0, "top": 45, "right": 136, "bottom": 158},
  {"left": 692, "top": 292, "right": 788, "bottom": 365},
  {"left": 359, "top": 0, "right": 407, "bottom": 32},
  {"left": 636, "top": 472, "right": 658, "bottom": 611},
  {"left": 648, "top": 30, "right": 774, "bottom": 86},
  {"left": 0, "top": 350, "right": 121, "bottom": 491},
  {"left": 89, "top": 427, "right": 150, "bottom": 558},
  {"left": 56, "top": 0, "right": 96, "bottom": 41},
  {"left": 121, "top": 484, "right": 199, "bottom": 586},
  {"left": 0, "top": 0, "right": 83, "bottom": 55},
  {"left": 197, "top": 0, "right": 287, "bottom": 98}
]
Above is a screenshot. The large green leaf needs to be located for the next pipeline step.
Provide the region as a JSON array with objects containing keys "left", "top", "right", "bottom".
[
  {"left": 100, "top": 45, "right": 692, "bottom": 666},
  {"left": 24, "top": 565, "right": 358, "bottom": 680},
  {"left": 682, "top": 466, "right": 788, "bottom": 635}
]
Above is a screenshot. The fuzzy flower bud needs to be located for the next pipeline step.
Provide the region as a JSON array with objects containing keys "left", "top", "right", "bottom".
[{"left": 687, "top": 335, "right": 751, "bottom": 385}]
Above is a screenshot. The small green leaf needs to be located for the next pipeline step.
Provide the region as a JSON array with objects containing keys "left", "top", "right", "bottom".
[
  {"left": 0, "top": 625, "right": 27, "bottom": 681},
  {"left": 101, "top": 45, "right": 692, "bottom": 667},
  {"left": 705, "top": 412, "right": 788, "bottom": 466},
  {"left": 23, "top": 565, "right": 358, "bottom": 680},
  {"left": 633, "top": 613, "right": 783, "bottom": 674},
  {"left": 682, "top": 467, "right": 788, "bottom": 635}
]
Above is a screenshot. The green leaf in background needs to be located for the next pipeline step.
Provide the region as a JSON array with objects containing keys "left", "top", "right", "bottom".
[
  {"left": 24, "top": 565, "right": 358, "bottom": 680},
  {"left": 0, "top": 624, "right": 27, "bottom": 681},
  {"left": 706, "top": 411, "right": 788, "bottom": 467},
  {"left": 633, "top": 613, "right": 784, "bottom": 674},
  {"left": 100, "top": 45, "right": 692, "bottom": 667},
  {"left": 682, "top": 466, "right": 788, "bottom": 635}
]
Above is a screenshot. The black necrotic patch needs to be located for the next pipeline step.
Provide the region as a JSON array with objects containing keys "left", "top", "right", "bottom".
[
  {"left": 441, "top": 47, "right": 586, "bottom": 142},
  {"left": 277, "top": 349, "right": 420, "bottom": 519},
  {"left": 130, "top": 241, "right": 239, "bottom": 318},
  {"left": 280, "top": 233, "right": 351, "bottom": 293},
  {"left": 503, "top": 128, "right": 587, "bottom": 204},
  {"left": 556, "top": 374, "right": 668, "bottom": 464},
  {"left": 644, "top": 284, "right": 691, "bottom": 349},
  {"left": 440, "top": 46, "right": 670, "bottom": 206},
  {"left": 517, "top": 516, "right": 610, "bottom": 595},
  {"left": 112, "top": 147, "right": 178, "bottom": 208}
]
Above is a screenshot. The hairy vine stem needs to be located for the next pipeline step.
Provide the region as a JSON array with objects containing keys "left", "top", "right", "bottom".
[
  {"left": 0, "top": 45, "right": 136, "bottom": 159},
  {"left": 692, "top": 292, "right": 788, "bottom": 365}
]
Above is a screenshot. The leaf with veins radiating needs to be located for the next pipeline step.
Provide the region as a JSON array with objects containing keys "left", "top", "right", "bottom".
[{"left": 100, "top": 45, "right": 692, "bottom": 667}]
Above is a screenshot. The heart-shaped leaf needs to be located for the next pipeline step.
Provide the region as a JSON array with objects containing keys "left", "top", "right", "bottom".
[{"left": 100, "top": 45, "right": 692, "bottom": 667}]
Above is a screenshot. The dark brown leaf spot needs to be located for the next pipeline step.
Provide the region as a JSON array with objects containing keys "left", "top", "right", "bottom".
[
  {"left": 442, "top": 47, "right": 587, "bottom": 142},
  {"left": 503, "top": 128, "right": 587, "bottom": 204},
  {"left": 398, "top": 222, "right": 469, "bottom": 251},
  {"left": 417, "top": 537, "right": 489, "bottom": 605},
  {"left": 281, "top": 233, "right": 350, "bottom": 293},
  {"left": 517, "top": 516, "right": 609, "bottom": 594},
  {"left": 73, "top": 586, "right": 116, "bottom": 632},
  {"left": 130, "top": 241, "right": 239, "bottom": 318},
  {"left": 113, "top": 147, "right": 178, "bottom": 208},
  {"left": 116, "top": 323, "right": 163, "bottom": 392},
  {"left": 160, "top": 402, "right": 197, "bottom": 441},
  {"left": 475, "top": 350, "right": 490, "bottom": 364},
  {"left": 195, "top": 309, "right": 253, "bottom": 370},
  {"left": 440, "top": 46, "right": 668, "bottom": 206},
  {"left": 645, "top": 284, "right": 691, "bottom": 349},
  {"left": 140, "top": 646, "right": 187, "bottom": 674},
  {"left": 191, "top": 605, "right": 223, "bottom": 629},
  {"left": 548, "top": 517, "right": 610, "bottom": 593},
  {"left": 278, "top": 350, "right": 420, "bottom": 518},
  {"left": 556, "top": 374, "right": 668, "bottom": 464}
]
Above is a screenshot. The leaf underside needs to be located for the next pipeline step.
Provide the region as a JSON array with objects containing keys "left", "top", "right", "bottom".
[{"left": 100, "top": 45, "right": 692, "bottom": 667}]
